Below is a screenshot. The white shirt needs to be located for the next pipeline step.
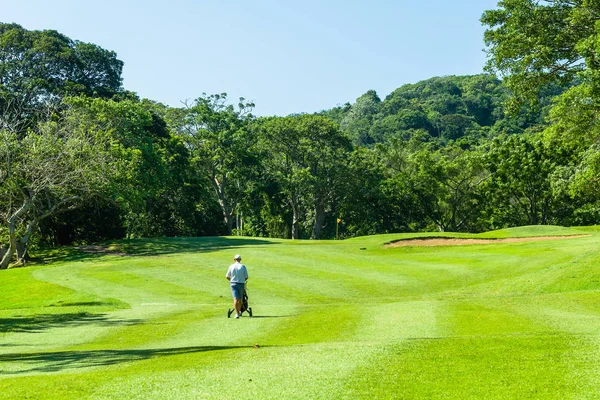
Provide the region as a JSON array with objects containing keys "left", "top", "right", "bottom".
[{"left": 226, "top": 262, "right": 248, "bottom": 284}]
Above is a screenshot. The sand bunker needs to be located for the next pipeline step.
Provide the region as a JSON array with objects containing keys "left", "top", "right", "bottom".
[{"left": 386, "top": 235, "right": 591, "bottom": 247}]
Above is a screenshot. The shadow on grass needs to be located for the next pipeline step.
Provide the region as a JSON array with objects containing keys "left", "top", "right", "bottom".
[
  {"left": 0, "top": 345, "right": 258, "bottom": 374},
  {"left": 47, "top": 301, "right": 120, "bottom": 307},
  {"left": 31, "top": 236, "right": 277, "bottom": 265},
  {"left": 0, "top": 313, "right": 142, "bottom": 333}
]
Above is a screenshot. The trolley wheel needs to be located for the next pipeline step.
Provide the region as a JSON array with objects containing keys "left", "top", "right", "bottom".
[
  {"left": 227, "top": 309, "right": 234, "bottom": 318},
  {"left": 248, "top": 307, "right": 253, "bottom": 317}
]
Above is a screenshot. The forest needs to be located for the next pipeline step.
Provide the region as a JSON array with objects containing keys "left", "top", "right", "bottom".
[{"left": 2, "top": 0, "right": 600, "bottom": 268}]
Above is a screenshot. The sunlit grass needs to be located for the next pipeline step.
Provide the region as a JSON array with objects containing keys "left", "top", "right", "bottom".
[{"left": 1, "top": 226, "right": 599, "bottom": 399}]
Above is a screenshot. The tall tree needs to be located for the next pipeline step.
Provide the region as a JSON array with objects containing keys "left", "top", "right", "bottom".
[
  {"left": 258, "top": 115, "right": 351, "bottom": 239},
  {"left": 486, "top": 134, "right": 558, "bottom": 226},
  {"left": 481, "top": 0, "right": 589, "bottom": 107},
  {"left": 0, "top": 23, "right": 123, "bottom": 131},
  {"left": 412, "top": 145, "right": 489, "bottom": 232},
  {"left": 340, "top": 90, "right": 381, "bottom": 146},
  {"left": 0, "top": 99, "right": 124, "bottom": 268},
  {"left": 175, "top": 93, "right": 256, "bottom": 234},
  {"left": 482, "top": 0, "right": 600, "bottom": 212}
]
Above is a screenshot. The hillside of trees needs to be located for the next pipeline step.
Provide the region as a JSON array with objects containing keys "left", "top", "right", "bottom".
[
  {"left": 323, "top": 74, "right": 550, "bottom": 146},
  {"left": 2, "top": 0, "right": 600, "bottom": 268}
]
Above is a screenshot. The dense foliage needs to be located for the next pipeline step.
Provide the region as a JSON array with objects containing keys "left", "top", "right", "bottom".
[{"left": 3, "top": 5, "right": 600, "bottom": 267}]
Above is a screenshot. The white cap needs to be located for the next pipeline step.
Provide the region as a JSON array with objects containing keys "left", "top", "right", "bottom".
[{"left": 234, "top": 254, "right": 241, "bottom": 260}]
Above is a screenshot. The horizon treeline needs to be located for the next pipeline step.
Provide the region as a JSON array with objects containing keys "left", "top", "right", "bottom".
[{"left": 2, "top": 0, "right": 600, "bottom": 267}]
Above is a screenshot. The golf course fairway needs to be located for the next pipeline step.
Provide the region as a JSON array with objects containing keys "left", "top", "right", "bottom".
[{"left": 2, "top": 225, "right": 600, "bottom": 399}]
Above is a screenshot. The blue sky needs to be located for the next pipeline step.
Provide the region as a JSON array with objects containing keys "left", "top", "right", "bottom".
[{"left": 2, "top": 0, "right": 500, "bottom": 116}]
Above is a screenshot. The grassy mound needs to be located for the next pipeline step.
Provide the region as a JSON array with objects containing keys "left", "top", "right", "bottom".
[{"left": 475, "top": 225, "right": 590, "bottom": 238}]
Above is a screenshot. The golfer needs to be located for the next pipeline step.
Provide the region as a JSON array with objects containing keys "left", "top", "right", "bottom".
[{"left": 226, "top": 254, "right": 248, "bottom": 319}]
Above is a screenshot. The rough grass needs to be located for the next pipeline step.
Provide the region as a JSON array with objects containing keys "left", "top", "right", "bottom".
[{"left": 1, "top": 226, "right": 600, "bottom": 399}]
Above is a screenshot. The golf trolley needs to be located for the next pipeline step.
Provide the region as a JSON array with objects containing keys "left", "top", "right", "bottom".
[{"left": 228, "top": 287, "right": 253, "bottom": 318}]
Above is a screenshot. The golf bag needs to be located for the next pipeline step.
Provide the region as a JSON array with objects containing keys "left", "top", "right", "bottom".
[{"left": 228, "top": 287, "right": 253, "bottom": 318}]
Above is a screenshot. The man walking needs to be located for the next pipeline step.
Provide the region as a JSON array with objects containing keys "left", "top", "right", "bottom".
[{"left": 226, "top": 254, "right": 248, "bottom": 318}]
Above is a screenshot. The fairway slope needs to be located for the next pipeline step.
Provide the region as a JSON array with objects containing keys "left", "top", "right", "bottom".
[
  {"left": 1, "top": 228, "right": 600, "bottom": 399},
  {"left": 386, "top": 234, "right": 590, "bottom": 247}
]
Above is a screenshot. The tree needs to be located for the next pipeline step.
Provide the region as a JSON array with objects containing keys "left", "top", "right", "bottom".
[
  {"left": 482, "top": 1, "right": 600, "bottom": 221},
  {"left": 0, "top": 100, "right": 123, "bottom": 268},
  {"left": 339, "top": 144, "right": 428, "bottom": 236},
  {"left": 481, "top": 0, "right": 589, "bottom": 109},
  {"left": 409, "top": 145, "right": 489, "bottom": 232},
  {"left": 485, "top": 134, "right": 558, "bottom": 227},
  {"left": 258, "top": 115, "right": 351, "bottom": 239},
  {"left": 62, "top": 96, "right": 221, "bottom": 239},
  {"left": 0, "top": 23, "right": 123, "bottom": 131},
  {"left": 175, "top": 94, "right": 256, "bottom": 234},
  {"left": 338, "top": 148, "right": 386, "bottom": 236},
  {"left": 340, "top": 90, "right": 381, "bottom": 145}
]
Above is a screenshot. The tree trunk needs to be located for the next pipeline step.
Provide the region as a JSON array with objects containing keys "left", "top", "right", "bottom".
[
  {"left": 0, "top": 243, "right": 13, "bottom": 270},
  {"left": 291, "top": 194, "right": 300, "bottom": 240},
  {"left": 0, "top": 200, "right": 32, "bottom": 269},
  {"left": 213, "top": 176, "right": 235, "bottom": 234},
  {"left": 16, "top": 242, "right": 28, "bottom": 263},
  {"left": 16, "top": 221, "right": 36, "bottom": 264},
  {"left": 311, "top": 203, "right": 326, "bottom": 240},
  {"left": 1, "top": 220, "right": 19, "bottom": 270},
  {"left": 219, "top": 198, "right": 234, "bottom": 234}
]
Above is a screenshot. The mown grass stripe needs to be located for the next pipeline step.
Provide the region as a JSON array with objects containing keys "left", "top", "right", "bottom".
[{"left": 1, "top": 226, "right": 600, "bottom": 399}]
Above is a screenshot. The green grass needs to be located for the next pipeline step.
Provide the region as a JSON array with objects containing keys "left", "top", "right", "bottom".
[{"left": 1, "top": 226, "right": 600, "bottom": 399}]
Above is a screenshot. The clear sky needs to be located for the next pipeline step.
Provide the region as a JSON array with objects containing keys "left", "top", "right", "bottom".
[{"left": 2, "top": 0, "right": 500, "bottom": 116}]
